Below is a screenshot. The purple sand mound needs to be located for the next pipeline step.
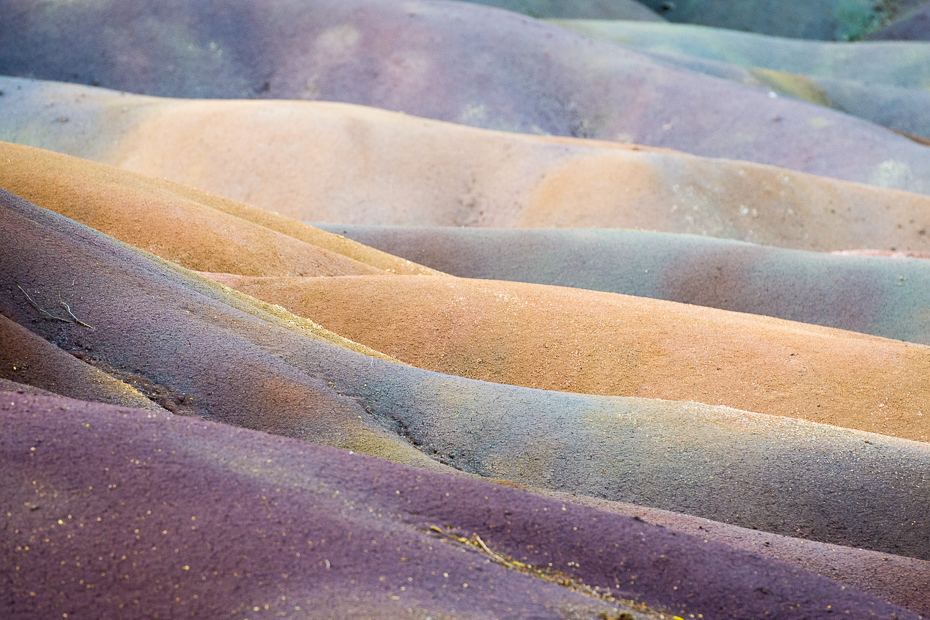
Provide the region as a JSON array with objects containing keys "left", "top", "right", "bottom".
[
  {"left": 560, "top": 495, "right": 930, "bottom": 617},
  {"left": 552, "top": 20, "right": 930, "bottom": 89},
  {"left": 2, "top": 0, "right": 930, "bottom": 194},
  {"left": 633, "top": 48, "right": 930, "bottom": 139},
  {"left": 315, "top": 224, "right": 930, "bottom": 345},
  {"left": 3, "top": 188, "right": 930, "bottom": 564},
  {"left": 1, "top": 392, "right": 921, "bottom": 619}
]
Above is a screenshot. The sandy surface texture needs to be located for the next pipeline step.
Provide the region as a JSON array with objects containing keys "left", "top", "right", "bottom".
[
  {"left": 317, "top": 224, "right": 930, "bottom": 345},
  {"left": 552, "top": 20, "right": 930, "bottom": 88},
  {"left": 4, "top": 188, "right": 930, "bottom": 566},
  {"left": 208, "top": 273, "right": 930, "bottom": 443},
  {"left": 3, "top": 1, "right": 930, "bottom": 616},
  {"left": 5, "top": 80, "right": 930, "bottom": 251},
  {"left": 0, "top": 141, "right": 437, "bottom": 277},
  {"left": 544, "top": 490, "right": 930, "bottom": 616},
  {"left": 0, "top": 314, "right": 161, "bottom": 410},
  {"left": 550, "top": 19, "right": 930, "bottom": 137},
  {"left": 4, "top": 392, "right": 921, "bottom": 619},
  {"left": 3, "top": 0, "right": 930, "bottom": 194}
]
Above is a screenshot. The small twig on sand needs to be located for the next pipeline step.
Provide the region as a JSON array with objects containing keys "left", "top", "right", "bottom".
[
  {"left": 60, "top": 299, "right": 94, "bottom": 330},
  {"left": 16, "top": 285, "right": 94, "bottom": 329},
  {"left": 17, "top": 285, "right": 70, "bottom": 323},
  {"left": 474, "top": 533, "right": 509, "bottom": 566}
]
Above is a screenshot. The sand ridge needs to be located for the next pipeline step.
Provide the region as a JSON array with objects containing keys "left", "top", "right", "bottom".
[
  {"left": 4, "top": 80, "right": 930, "bottom": 251},
  {"left": 3, "top": 392, "right": 919, "bottom": 619},
  {"left": 0, "top": 313, "right": 162, "bottom": 410},
  {"left": 551, "top": 20, "right": 930, "bottom": 89},
  {"left": 4, "top": 188, "right": 930, "bottom": 563},
  {"left": 0, "top": 141, "right": 439, "bottom": 277},
  {"left": 316, "top": 224, "right": 930, "bottom": 345},
  {"left": 4, "top": 0, "right": 930, "bottom": 194},
  {"left": 546, "top": 489, "right": 930, "bottom": 616},
  {"left": 548, "top": 19, "right": 930, "bottom": 138},
  {"left": 209, "top": 273, "right": 930, "bottom": 443}
]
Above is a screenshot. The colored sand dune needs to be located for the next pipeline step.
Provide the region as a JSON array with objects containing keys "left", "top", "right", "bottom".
[
  {"left": 3, "top": 0, "right": 930, "bottom": 617},
  {"left": 5, "top": 83, "right": 930, "bottom": 252},
  {"left": 549, "top": 19, "right": 930, "bottom": 137},
  {"left": 4, "top": 392, "right": 923, "bottom": 619},
  {"left": 4, "top": 185, "right": 930, "bottom": 560},
  {"left": 205, "top": 272, "right": 930, "bottom": 442},
  {"left": 3, "top": 0, "right": 930, "bottom": 194},
  {"left": 549, "top": 20, "right": 930, "bottom": 88},
  {"left": 316, "top": 224, "right": 930, "bottom": 345}
]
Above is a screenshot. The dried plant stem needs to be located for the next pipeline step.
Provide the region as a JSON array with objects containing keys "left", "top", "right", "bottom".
[
  {"left": 16, "top": 284, "right": 94, "bottom": 329},
  {"left": 474, "top": 533, "right": 509, "bottom": 565},
  {"left": 17, "top": 285, "right": 69, "bottom": 323},
  {"left": 60, "top": 299, "right": 94, "bottom": 330}
]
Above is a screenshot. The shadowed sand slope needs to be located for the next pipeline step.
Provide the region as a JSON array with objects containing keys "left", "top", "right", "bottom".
[
  {"left": 207, "top": 273, "right": 930, "bottom": 443},
  {"left": 0, "top": 379, "right": 59, "bottom": 397},
  {"left": 0, "top": 141, "right": 436, "bottom": 277},
  {"left": 453, "top": 0, "right": 664, "bottom": 19},
  {"left": 0, "top": 313, "right": 162, "bottom": 410},
  {"left": 3, "top": 0, "right": 930, "bottom": 193},
  {"left": 0, "top": 187, "right": 443, "bottom": 470},
  {"left": 315, "top": 225, "right": 930, "bottom": 345},
  {"left": 635, "top": 0, "right": 924, "bottom": 40},
  {"left": 549, "top": 20, "right": 930, "bottom": 137},
  {"left": 3, "top": 189, "right": 930, "bottom": 562},
  {"left": 5, "top": 80, "right": 930, "bottom": 251},
  {"left": 4, "top": 393, "right": 922, "bottom": 619},
  {"left": 868, "top": 4, "right": 930, "bottom": 40},
  {"left": 551, "top": 20, "right": 930, "bottom": 88},
  {"left": 557, "top": 493, "right": 930, "bottom": 616}
]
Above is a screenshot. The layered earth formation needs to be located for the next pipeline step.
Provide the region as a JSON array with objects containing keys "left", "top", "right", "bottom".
[{"left": 2, "top": 0, "right": 929, "bottom": 618}]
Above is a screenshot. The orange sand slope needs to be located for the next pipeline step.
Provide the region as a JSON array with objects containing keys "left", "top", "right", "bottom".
[
  {"left": 209, "top": 273, "right": 930, "bottom": 443},
  {"left": 315, "top": 224, "right": 930, "bottom": 346},
  {"left": 0, "top": 141, "right": 437, "bottom": 277},
  {"left": 3, "top": 78, "right": 930, "bottom": 251}
]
